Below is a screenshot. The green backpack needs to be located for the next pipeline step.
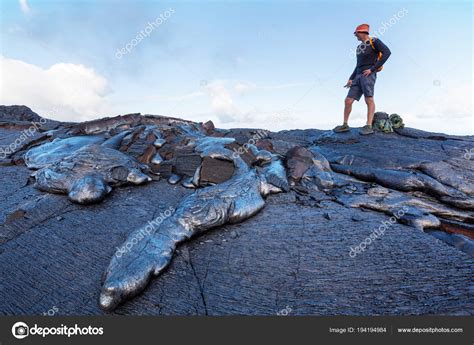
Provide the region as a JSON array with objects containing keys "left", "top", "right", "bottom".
[{"left": 373, "top": 112, "right": 405, "bottom": 133}]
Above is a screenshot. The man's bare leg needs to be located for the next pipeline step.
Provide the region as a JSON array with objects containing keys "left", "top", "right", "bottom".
[
  {"left": 334, "top": 97, "right": 356, "bottom": 132},
  {"left": 365, "top": 96, "right": 375, "bottom": 126},
  {"left": 344, "top": 97, "right": 355, "bottom": 124}
]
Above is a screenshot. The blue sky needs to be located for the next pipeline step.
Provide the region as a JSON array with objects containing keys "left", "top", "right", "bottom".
[{"left": 0, "top": 0, "right": 472, "bottom": 134}]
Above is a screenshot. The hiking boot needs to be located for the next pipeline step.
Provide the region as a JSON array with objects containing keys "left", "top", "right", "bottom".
[
  {"left": 333, "top": 124, "right": 350, "bottom": 133},
  {"left": 359, "top": 125, "right": 374, "bottom": 135}
]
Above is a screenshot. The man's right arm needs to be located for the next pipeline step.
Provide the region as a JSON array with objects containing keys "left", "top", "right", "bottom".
[{"left": 370, "top": 38, "right": 391, "bottom": 72}]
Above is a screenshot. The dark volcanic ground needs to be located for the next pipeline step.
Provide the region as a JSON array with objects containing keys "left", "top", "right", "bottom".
[{"left": 0, "top": 106, "right": 473, "bottom": 315}]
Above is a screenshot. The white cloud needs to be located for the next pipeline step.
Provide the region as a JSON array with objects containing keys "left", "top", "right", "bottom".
[
  {"left": 116, "top": 91, "right": 205, "bottom": 104},
  {"left": 19, "top": 0, "right": 31, "bottom": 14},
  {"left": 203, "top": 80, "right": 240, "bottom": 123},
  {"left": 395, "top": 82, "right": 473, "bottom": 135},
  {"left": 7, "top": 24, "right": 25, "bottom": 34},
  {"left": 234, "top": 81, "right": 256, "bottom": 94},
  {"left": 200, "top": 79, "right": 313, "bottom": 125},
  {"left": 0, "top": 56, "right": 111, "bottom": 121},
  {"left": 415, "top": 83, "right": 472, "bottom": 120}
]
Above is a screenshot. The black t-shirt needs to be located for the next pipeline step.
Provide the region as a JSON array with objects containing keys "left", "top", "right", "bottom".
[{"left": 349, "top": 38, "right": 391, "bottom": 80}]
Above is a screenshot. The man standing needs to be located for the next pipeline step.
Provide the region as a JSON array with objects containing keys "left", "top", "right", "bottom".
[{"left": 334, "top": 24, "right": 391, "bottom": 135}]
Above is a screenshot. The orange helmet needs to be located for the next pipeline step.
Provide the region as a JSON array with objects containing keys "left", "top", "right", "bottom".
[{"left": 354, "top": 24, "right": 370, "bottom": 34}]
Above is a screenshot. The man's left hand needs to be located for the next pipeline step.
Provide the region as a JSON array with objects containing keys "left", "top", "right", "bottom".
[{"left": 362, "top": 69, "right": 372, "bottom": 77}]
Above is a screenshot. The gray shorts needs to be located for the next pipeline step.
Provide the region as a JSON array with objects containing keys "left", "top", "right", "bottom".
[{"left": 347, "top": 73, "right": 377, "bottom": 101}]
